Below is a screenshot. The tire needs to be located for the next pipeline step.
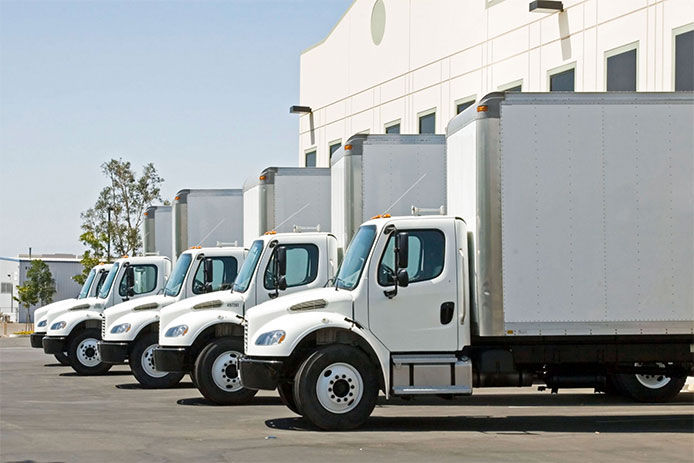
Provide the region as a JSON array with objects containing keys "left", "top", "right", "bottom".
[
  {"left": 190, "top": 369, "right": 199, "bottom": 389},
  {"left": 54, "top": 352, "right": 70, "bottom": 366},
  {"left": 130, "top": 333, "right": 185, "bottom": 388},
  {"left": 67, "top": 328, "right": 112, "bottom": 376},
  {"left": 614, "top": 369, "right": 687, "bottom": 403},
  {"left": 278, "top": 381, "right": 301, "bottom": 415},
  {"left": 194, "top": 337, "right": 257, "bottom": 405},
  {"left": 294, "top": 345, "right": 379, "bottom": 431}
]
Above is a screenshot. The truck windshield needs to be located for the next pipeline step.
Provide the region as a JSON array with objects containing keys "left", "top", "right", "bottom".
[
  {"left": 98, "top": 262, "right": 120, "bottom": 299},
  {"left": 78, "top": 269, "right": 97, "bottom": 299},
  {"left": 335, "top": 225, "right": 376, "bottom": 290},
  {"left": 233, "top": 240, "right": 264, "bottom": 293},
  {"left": 164, "top": 253, "right": 192, "bottom": 297}
]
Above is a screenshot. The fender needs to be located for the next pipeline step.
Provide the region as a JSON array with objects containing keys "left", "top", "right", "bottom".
[
  {"left": 46, "top": 310, "right": 102, "bottom": 337},
  {"left": 158, "top": 309, "right": 244, "bottom": 347},
  {"left": 105, "top": 310, "right": 161, "bottom": 342},
  {"left": 247, "top": 311, "right": 392, "bottom": 398}
]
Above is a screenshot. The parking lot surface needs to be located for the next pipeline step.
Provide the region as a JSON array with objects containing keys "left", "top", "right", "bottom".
[{"left": 1, "top": 337, "right": 693, "bottom": 463}]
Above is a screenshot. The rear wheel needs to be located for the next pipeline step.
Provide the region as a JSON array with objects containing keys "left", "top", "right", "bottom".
[
  {"left": 614, "top": 364, "right": 687, "bottom": 402},
  {"left": 294, "top": 345, "right": 378, "bottom": 431},
  {"left": 67, "top": 328, "right": 112, "bottom": 376},
  {"left": 194, "top": 337, "right": 257, "bottom": 405},
  {"left": 54, "top": 352, "right": 70, "bottom": 366},
  {"left": 130, "top": 333, "right": 185, "bottom": 388}
]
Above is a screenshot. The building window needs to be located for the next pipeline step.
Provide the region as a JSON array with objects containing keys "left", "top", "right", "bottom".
[
  {"left": 499, "top": 80, "right": 523, "bottom": 92},
  {"left": 418, "top": 111, "right": 436, "bottom": 134},
  {"left": 305, "top": 150, "right": 316, "bottom": 167},
  {"left": 456, "top": 99, "right": 475, "bottom": 114},
  {"left": 385, "top": 121, "right": 400, "bottom": 134},
  {"left": 550, "top": 67, "right": 575, "bottom": 91},
  {"left": 329, "top": 141, "right": 342, "bottom": 160},
  {"left": 675, "top": 28, "right": 694, "bottom": 91},
  {"left": 0, "top": 282, "right": 12, "bottom": 294},
  {"left": 606, "top": 44, "right": 637, "bottom": 91}
]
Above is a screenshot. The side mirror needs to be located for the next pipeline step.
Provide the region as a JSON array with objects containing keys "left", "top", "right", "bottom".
[
  {"left": 396, "top": 232, "right": 409, "bottom": 269},
  {"left": 125, "top": 266, "right": 135, "bottom": 298},
  {"left": 277, "top": 247, "right": 287, "bottom": 278},
  {"left": 203, "top": 258, "right": 214, "bottom": 284},
  {"left": 396, "top": 268, "right": 409, "bottom": 287},
  {"left": 278, "top": 275, "right": 287, "bottom": 291}
]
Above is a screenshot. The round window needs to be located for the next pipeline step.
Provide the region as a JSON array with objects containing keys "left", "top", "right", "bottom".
[{"left": 370, "top": 0, "right": 386, "bottom": 46}]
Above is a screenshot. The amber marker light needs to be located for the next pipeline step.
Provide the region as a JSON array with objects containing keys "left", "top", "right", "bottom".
[{"left": 477, "top": 105, "right": 488, "bottom": 112}]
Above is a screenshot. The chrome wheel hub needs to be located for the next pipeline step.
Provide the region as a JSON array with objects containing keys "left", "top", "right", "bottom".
[
  {"left": 76, "top": 338, "right": 101, "bottom": 367},
  {"left": 315, "top": 362, "right": 363, "bottom": 414},
  {"left": 141, "top": 344, "right": 167, "bottom": 378},
  {"left": 211, "top": 350, "right": 242, "bottom": 392}
]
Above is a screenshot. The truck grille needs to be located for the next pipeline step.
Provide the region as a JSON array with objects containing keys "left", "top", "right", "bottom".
[
  {"left": 100, "top": 313, "right": 106, "bottom": 338},
  {"left": 244, "top": 322, "right": 248, "bottom": 352}
]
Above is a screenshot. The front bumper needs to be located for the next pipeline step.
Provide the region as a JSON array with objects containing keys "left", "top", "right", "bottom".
[
  {"left": 152, "top": 346, "right": 191, "bottom": 372},
  {"left": 98, "top": 341, "right": 130, "bottom": 364},
  {"left": 30, "top": 332, "right": 46, "bottom": 348},
  {"left": 238, "top": 356, "right": 285, "bottom": 390},
  {"left": 42, "top": 336, "right": 68, "bottom": 354}
]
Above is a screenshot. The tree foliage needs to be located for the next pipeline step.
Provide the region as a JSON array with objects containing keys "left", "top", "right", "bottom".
[
  {"left": 74, "top": 159, "right": 164, "bottom": 283},
  {"left": 14, "top": 260, "right": 56, "bottom": 322}
]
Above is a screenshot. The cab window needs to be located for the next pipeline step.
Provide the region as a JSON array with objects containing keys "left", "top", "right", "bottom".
[
  {"left": 119, "top": 265, "right": 158, "bottom": 296},
  {"left": 264, "top": 244, "right": 319, "bottom": 289},
  {"left": 192, "top": 257, "right": 239, "bottom": 294},
  {"left": 377, "top": 230, "right": 445, "bottom": 286}
]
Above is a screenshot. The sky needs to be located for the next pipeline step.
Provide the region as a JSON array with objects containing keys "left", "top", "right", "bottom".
[{"left": 0, "top": 0, "right": 352, "bottom": 257}]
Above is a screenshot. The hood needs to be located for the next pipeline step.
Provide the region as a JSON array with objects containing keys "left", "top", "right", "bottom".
[
  {"left": 246, "top": 287, "right": 354, "bottom": 340},
  {"left": 158, "top": 290, "right": 245, "bottom": 334},
  {"left": 34, "top": 298, "right": 78, "bottom": 330},
  {"left": 44, "top": 297, "right": 103, "bottom": 327},
  {"left": 103, "top": 294, "right": 173, "bottom": 332},
  {"left": 46, "top": 308, "right": 103, "bottom": 336}
]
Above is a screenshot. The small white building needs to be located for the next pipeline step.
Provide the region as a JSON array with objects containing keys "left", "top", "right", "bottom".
[
  {"left": 0, "top": 254, "right": 83, "bottom": 323},
  {"left": 297, "top": 0, "right": 694, "bottom": 166}
]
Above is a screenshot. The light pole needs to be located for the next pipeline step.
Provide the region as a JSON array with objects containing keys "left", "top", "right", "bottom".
[
  {"left": 7, "top": 274, "right": 12, "bottom": 323},
  {"left": 107, "top": 206, "right": 113, "bottom": 263}
]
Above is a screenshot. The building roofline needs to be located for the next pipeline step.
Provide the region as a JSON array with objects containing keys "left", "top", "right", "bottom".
[{"left": 301, "top": 0, "right": 356, "bottom": 55}]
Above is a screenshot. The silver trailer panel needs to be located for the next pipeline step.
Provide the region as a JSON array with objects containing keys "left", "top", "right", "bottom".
[
  {"left": 447, "top": 92, "right": 694, "bottom": 337},
  {"left": 142, "top": 205, "right": 172, "bottom": 260},
  {"left": 331, "top": 134, "right": 447, "bottom": 250},
  {"left": 172, "top": 189, "right": 243, "bottom": 259}
]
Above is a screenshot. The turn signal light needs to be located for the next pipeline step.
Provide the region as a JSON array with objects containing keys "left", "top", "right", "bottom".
[
  {"left": 264, "top": 230, "right": 277, "bottom": 235},
  {"left": 345, "top": 144, "right": 352, "bottom": 150},
  {"left": 259, "top": 175, "right": 266, "bottom": 180},
  {"left": 370, "top": 214, "right": 391, "bottom": 219},
  {"left": 477, "top": 105, "right": 488, "bottom": 112}
]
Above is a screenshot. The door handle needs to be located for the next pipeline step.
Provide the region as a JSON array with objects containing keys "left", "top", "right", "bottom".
[{"left": 440, "top": 302, "right": 454, "bottom": 325}]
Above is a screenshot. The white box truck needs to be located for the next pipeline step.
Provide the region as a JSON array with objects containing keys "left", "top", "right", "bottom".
[
  {"left": 98, "top": 246, "right": 245, "bottom": 388},
  {"left": 242, "top": 167, "right": 330, "bottom": 247},
  {"left": 240, "top": 92, "right": 694, "bottom": 430},
  {"left": 142, "top": 205, "right": 172, "bottom": 260},
  {"left": 42, "top": 256, "right": 171, "bottom": 375},
  {"left": 153, "top": 231, "right": 338, "bottom": 404},
  {"left": 331, "top": 134, "right": 446, "bottom": 251},
  {"left": 31, "top": 263, "right": 112, "bottom": 365},
  {"left": 173, "top": 189, "right": 243, "bottom": 260}
]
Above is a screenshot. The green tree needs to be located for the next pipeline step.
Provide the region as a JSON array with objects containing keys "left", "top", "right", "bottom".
[
  {"left": 14, "top": 260, "right": 56, "bottom": 324},
  {"left": 74, "top": 159, "right": 164, "bottom": 283}
]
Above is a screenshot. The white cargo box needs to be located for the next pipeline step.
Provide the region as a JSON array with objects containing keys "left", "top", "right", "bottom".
[{"left": 142, "top": 205, "right": 172, "bottom": 260}]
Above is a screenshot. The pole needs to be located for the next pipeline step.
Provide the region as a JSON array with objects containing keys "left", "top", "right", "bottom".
[
  {"left": 107, "top": 206, "right": 112, "bottom": 263},
  {"left": 7, "top": 274, "right": 12, "bottom": 326}
]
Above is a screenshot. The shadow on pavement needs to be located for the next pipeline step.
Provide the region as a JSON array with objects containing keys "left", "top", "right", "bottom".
[
  {"left": 115, "top": 381, "right": 195, "bottom": 390},
  {"left": 59, "top": 371, "right": 132, "bottom": 377},
  {"left": 265, "top": 413, "right": 694, "bottom": 433},
  {"left": 43, "top": 363, "right": 68, "bottom": 367},
  {"left": 177, "top": 396, "right": 284, "bottom": 406}
]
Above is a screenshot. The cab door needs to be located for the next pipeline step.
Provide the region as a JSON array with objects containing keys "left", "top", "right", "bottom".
[{"left": 367, "top": 221, "right": 459, "bottom": 352}]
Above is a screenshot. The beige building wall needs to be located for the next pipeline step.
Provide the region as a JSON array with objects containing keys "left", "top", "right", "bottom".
[{"left": 297, "top": 0, "right": 694, "bottom": 166}]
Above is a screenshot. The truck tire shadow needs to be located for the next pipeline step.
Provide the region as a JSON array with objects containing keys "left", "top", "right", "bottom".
[
  {"left": 59, "top": 371, "right": 132, "bottom": 376},
  {"left": 265, "top": 413, "right": 694, "bottom": 433},
  {"left": 176, "top": 397, "right": 284, "bottom": 406},
  {"left": 115, "top": 381, "right": 195, "bottom": 390}
]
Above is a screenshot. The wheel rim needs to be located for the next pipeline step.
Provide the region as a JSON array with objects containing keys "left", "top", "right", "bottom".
[
  {"left": 76, "top": 338, "right": 101, "bottom": 367},
  {"left": 211, "top": 350, "right": 243, "bottom": 392},
  {"left": 634, "top": 362, "right": 671, "bottom": 389},
  {"left": 315, "top": 362, "right": 363, "bottom": 414},
  {"left": 141, "top": 344, "right": 167, "bottom": 378}
]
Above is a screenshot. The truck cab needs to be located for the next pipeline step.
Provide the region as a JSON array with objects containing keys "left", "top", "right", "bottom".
[
  {"left": 31, "top": 263, "right": 113, "bottom": 364},
  {"left": 98, "top": 246, "right": 245, "bottom": 388},
  {"left": 42, "top": 256, "right": 171, "bottom": 375},
  {"left": 153, "top": 232, "right": 338, "bottom": 404}
]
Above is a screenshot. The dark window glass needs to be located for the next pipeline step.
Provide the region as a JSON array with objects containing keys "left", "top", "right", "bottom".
[
  {"left": 385, "top": 123, "right": 400, "bottom": 134},
  {"left": 95, "top": 270, "right": 109, "bottom": 296},
  {"left": 607, "top": 48, "right": 637, "bottom": 91},
  {"left": 506, "top": 84, "right": 522, "bottom": 92},
  {"left": 192, "top": 256, "right": 238, "bottom": 294},
  {"left": 119, "top": 265, "right": 158, "bottom": 296},
  {"left": 329, "top": 143, "right": 341, "bottom": 160},
  {"left": 264, "top": 244, "right": 319, "bottom": 289},
  {"left": 377, "top": 230, "right": 445, "bottom": 286},
  {"left": 550, "top": 68, "right": 575, "bottom": 91},
  {"left": 456, "top": 100, "right": 475, "bottom": 114},
  {"left": 675, "top": 30, "right": 694, "bottom": 91},
  {"left": 418, "top": 112, "right": 436, "bottom": 134},
  {"left": 305, "top": 150, "right": 317, "bottom": 167}
]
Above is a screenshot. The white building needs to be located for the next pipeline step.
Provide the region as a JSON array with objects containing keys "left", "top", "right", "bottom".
[
  {"left": 0, "top": 254, "right": 83, "bottom": 323},
  {"left": 297, "top": 0, "right": 694, "bottom": 166}
]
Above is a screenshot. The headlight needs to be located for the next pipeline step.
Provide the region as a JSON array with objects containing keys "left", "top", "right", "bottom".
[
  {"left": 165, "top": 325, "right": 188, "bottom": 337},
  {"left": 50, "top": 321, "right": 66, "bottom": 330},
  {"left": 255, "top": 330, "right": 286, "bottom": 346},
  {"left": 37, "top": 320, "right": 47, "bottom": 328},
  {"left": 110, "top": 323, "right": 131, "bottom": 334}
]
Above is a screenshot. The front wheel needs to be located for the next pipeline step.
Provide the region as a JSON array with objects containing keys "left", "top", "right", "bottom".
[
  {"left": 67, "top": 328, "right": 112, "bottom": 376},
  {"left": 194, "top": 337, "right": 257, "bottom": 405},
  {"left": 614, "top": 367, "right": 686, "bottom": 403},
  {"left": 294, "top": 345, "right": 379, "bottom": 431},
  {"left": 54, "top": 352, "right": 70, "bottom": 366},
  {"left": 278, "top": 381, "right": 301, "bottom": 415},
  {"left": 130, "top": 333, "right": 185, "bottom": 388}
]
